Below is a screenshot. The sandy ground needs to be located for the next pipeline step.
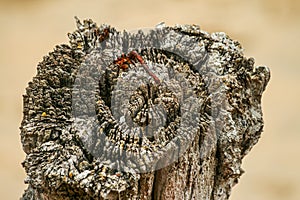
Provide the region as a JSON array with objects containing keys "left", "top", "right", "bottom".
[{"left": 0, "top": 0, "right": 299, "bottom": 199}]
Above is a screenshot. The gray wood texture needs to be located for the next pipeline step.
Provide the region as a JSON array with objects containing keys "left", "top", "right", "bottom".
[{"left": 20, "top": 18, "right": 270, "bottom": 200}]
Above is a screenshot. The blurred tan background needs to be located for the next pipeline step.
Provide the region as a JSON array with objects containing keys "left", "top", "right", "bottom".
[{"left": 0, "top": 0, "right": 299, "bottom": 199}]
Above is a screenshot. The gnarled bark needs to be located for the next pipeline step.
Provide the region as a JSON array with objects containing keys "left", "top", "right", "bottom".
[{"left": 20, "top": 18, "right": 270, "bottom": 200}]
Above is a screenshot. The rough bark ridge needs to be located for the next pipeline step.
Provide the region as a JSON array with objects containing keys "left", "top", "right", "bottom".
[{"left": 20, "top": 18, "right": 270, "bottom": 200}]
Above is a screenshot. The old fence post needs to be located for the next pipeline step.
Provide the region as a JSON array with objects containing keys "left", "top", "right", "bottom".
[{"left": 20, "top": 18, "right": 270, "bottom": 200}]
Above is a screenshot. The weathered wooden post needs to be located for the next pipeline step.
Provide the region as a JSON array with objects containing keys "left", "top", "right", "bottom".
[{"left": 20, "top": 18, "right": 270, "bottom": 200}]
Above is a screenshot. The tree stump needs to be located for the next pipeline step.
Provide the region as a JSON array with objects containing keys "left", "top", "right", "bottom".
[{"left": 20, "top": 18, "right": 270, "bottom": 200}]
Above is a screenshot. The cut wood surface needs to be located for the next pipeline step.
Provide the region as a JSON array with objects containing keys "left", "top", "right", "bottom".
[{"left": 20, "top": 19, "right": 270, "bottom": 200}]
